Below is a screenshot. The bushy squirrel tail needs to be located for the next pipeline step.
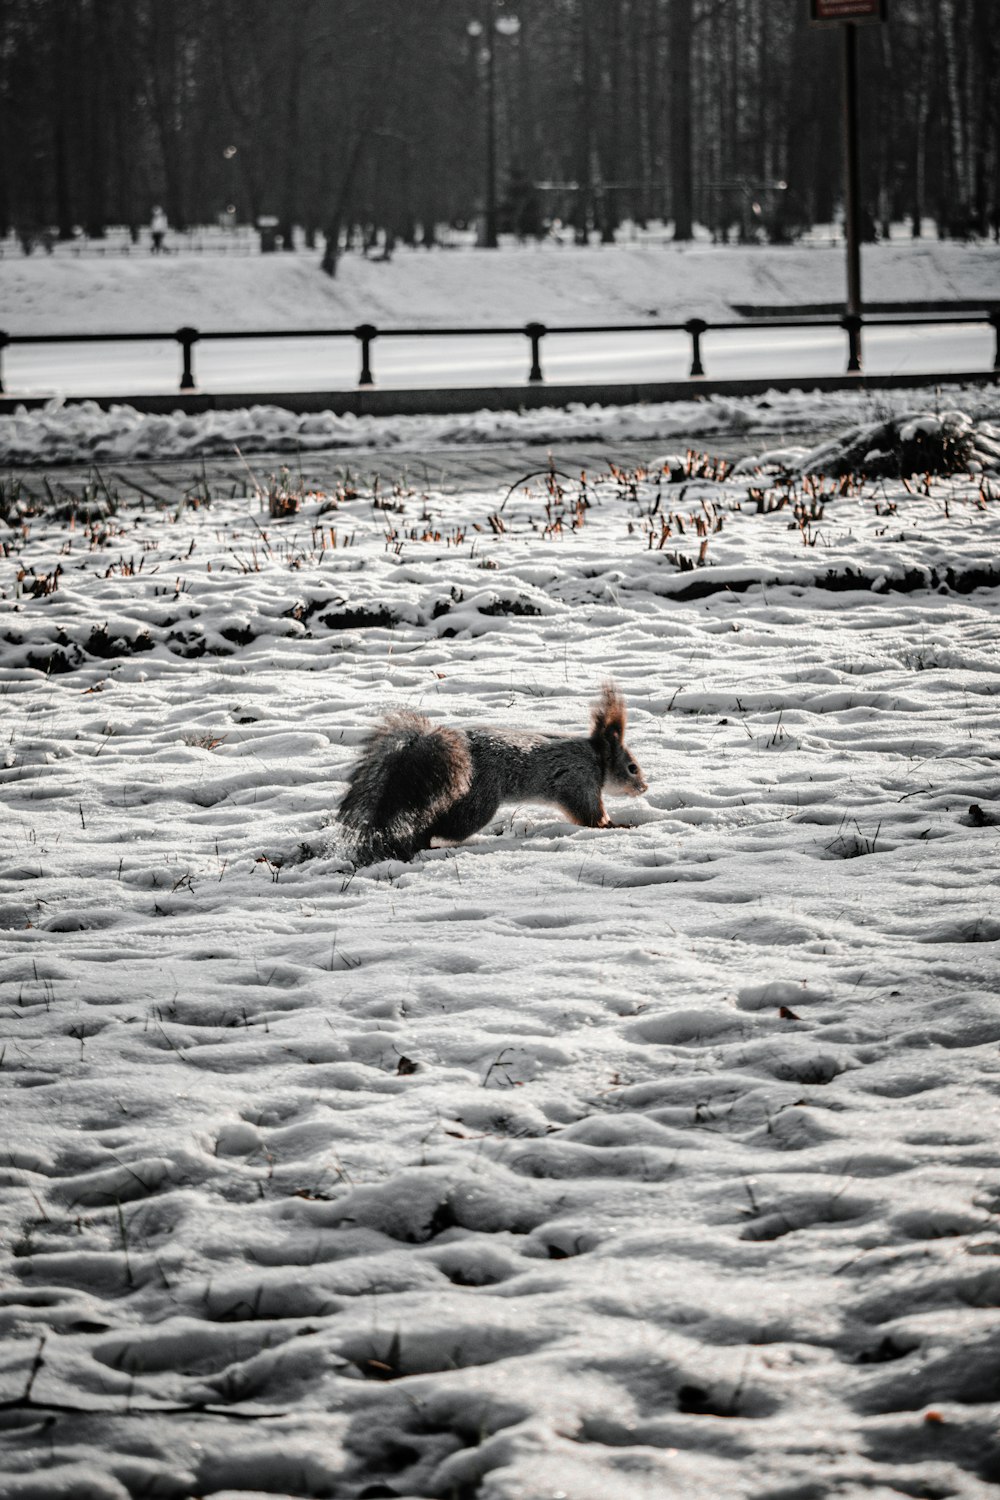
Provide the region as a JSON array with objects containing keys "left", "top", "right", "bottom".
[{"left": 338, "top": 711, "right": 473, "bottom": 864}]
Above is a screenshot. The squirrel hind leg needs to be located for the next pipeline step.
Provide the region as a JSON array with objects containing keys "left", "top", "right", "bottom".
[
  {"left": 427, "top": 788, "right": 500, "bottom": 845},
  {"left": 556, "top": 785, "right": 608, "bottom": 828}
]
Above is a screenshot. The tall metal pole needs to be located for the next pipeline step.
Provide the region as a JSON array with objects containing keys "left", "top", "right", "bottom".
[
  {"left": 842, "top": 21, "right": 862, "bottom": 319},
  {"left": 485, "top": 0, "right": 499, "bottom": 248},
  {"left": 811, "top": 0, "right": 884, "bottom": 369}
]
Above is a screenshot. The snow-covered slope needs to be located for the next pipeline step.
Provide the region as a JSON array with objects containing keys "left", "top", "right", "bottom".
[
  {"left": 2, "top": 423, "right": 1000, "bottom": 1498},
  {"left": 3, "top": 237, "right": 998, "bottom": 334}
]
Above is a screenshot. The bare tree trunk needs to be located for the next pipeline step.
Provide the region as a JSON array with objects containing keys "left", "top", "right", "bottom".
[
  {"left": 971, "top": 0, "right": 995, "bottom": 234},
  {"left": 320, "top": 133, "right": 367, "bottom": 276},
  {"left": 278, "top": 5, "right": 312, "bottom": 250},
  {"left": 875, "top": 14, "right": 891, "bottom": 237},
  {"left": 516, "top": 4, "right": 537, "bottom": 195},
  {"left": 52, "top": 0, "right": 76, "bottom": 237},
  {"left": 84, "top": 0, "right": 108, "bottom": 237},
  {"left": 758, "top": 0, "right": 770, "bottom": 187},
  {"left": 669, "top": 0, "right": 694, "bottom": 240},
  {"left": 573, "top": 0, "right": 594, "bottom": 243},
  {"left": 601, "top": 2, "right": 623, "bottom": 240},
  {"left": 0, "top": 93, "right": 9, "bottom": 237},
  {"left": 912, "top": 14, "right": 931, "bottom": 235},
  {"left": 939, "top": 0, "right": 968, "bottom": 230}
]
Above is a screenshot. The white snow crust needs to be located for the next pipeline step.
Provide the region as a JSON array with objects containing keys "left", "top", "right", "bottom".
[{"left": 2, "top": 420, "right": 1000, "bottom": 1498}]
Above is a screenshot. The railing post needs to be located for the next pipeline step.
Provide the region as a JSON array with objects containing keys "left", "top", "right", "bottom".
[
  {"left": 525, "top": 322, "right": 546, "bottom": 383},
  {"left": 355, "top": 323, "right": 377, "bottom": 387},
  {"left": 684, "top": 318, "right": 707, "bottom": 377},
  {"left": 990, "top": 311, "right": 1000, "bottom": 374},
  {"left": 0, "top": 331, "right": 7, "bottom": 393},
  {"left": 176, "top": 326, "right": 199, "bottom": 391},
  {"left": 842, "top": 312, "right": 862, "bottom": 373}
]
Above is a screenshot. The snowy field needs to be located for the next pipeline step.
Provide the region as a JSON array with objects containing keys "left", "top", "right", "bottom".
[
  {"left": 2, "top": 236, "right": 998, "bottom": 397},
  {"left": 2, "top": 389, "right": 1000, "bottom": 1499}
]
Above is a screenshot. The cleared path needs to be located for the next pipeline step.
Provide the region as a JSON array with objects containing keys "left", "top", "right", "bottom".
[
  {"left": 8, "top": 433, "right": 846, "bottom": 498},
  {"left": 4, "top": 322, "right": 993, "bottom": 398}
]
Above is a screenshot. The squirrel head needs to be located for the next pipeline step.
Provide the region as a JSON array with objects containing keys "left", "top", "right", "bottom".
[{"left": 591, "top": 681, "right": 648, "bottom": 797}]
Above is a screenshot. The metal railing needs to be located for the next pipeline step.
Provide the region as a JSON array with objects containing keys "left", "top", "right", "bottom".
[{"left": 1, "top": 310, "right": 997, "bottom": 394}]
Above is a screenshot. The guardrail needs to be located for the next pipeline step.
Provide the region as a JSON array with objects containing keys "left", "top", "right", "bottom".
[{"left": 1, "top": 310, "right": 998, "bottom": 394}]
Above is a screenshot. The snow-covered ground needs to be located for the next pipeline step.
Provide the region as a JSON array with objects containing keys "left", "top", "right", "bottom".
[
  {"left": 4, "top": 237, "right": 998, "bottom": 334},
  {"left": 2, "top": 400, "right": 1000, "bottom": 1498}
]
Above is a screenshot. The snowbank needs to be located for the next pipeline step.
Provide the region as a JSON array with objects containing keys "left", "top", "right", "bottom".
[{"left": 4, "top": 383, "right": 1000, "bottom": 467}]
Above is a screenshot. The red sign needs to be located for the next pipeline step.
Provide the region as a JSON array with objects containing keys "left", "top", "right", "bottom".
[{"left": 810, "top": 0, "right": 886, "bottom": 22}]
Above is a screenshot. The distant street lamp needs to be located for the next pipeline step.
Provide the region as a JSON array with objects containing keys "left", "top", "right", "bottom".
[
  {"left": 223, "top": 145, "right": 238, "bottom": 222},
  {"left": 468, "top": 5, "right": 520, "bottom": 248}
]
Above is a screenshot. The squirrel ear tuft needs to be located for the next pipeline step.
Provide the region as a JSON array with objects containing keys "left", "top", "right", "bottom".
[{"left": 591, "top": 680, "right": 626, "bottom": 741}]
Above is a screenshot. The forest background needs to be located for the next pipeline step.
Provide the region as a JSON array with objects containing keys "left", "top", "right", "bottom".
[{"left": 1, "top": 0, "right": 996, "bottom": 268}]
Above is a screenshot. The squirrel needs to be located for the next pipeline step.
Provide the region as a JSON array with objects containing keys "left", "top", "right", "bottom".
[{"left": 337, "top": 681, "right": 647, "bottom": 865}]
